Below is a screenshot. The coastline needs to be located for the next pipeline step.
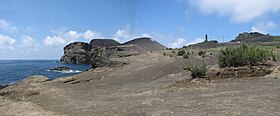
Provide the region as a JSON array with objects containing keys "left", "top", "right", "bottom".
[{"left": 0, "top": 53, "right": 280, "bottom": 115}]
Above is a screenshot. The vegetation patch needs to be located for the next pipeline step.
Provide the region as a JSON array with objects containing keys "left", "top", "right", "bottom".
[
  {"left": 183, "top": 54, "right": 189, "bottom": 59},
  {"left": 185, "top": 65, "right": 208, "bottom": 78},
  {"left": 219, "top": 45, "right": 277, "bottom": 67},
  {"left": 178, "top": 49, "right": 186, "bottom": 56},
  {"left": 198, "top": 50, "right": 206, "bottom": 56}
]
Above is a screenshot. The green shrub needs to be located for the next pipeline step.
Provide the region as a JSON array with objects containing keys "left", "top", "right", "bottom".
[
  {"left": 198, "top": 50, "right": 206, "bottom": 56},
  {"left": 183, "top": 54, "right": 189, "bottom": 59},
  {"left": 185, "top": 65, "right": 208, "bottom": 78},
  {"left": 178, "top": 49, "right": 186, "bottom": 56},
  {"left": 270, "top": 50, "right": 278, "bottom": 61},
  {"left": 219, "top": 45, "right": 275, "bottom": 67}
]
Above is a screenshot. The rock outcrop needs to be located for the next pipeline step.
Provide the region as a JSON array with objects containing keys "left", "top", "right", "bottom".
[
  {"left": 206, "top": 65, "right": 274, "bottom": 79},
  {"left": 60, "top": 42, "right": 92, "bottom": 64},
  {"left": 232, "top": 32, "right": 273, "bottom": 42},
  {"left": 60, "top": 38, "right": 167, "bottom": 66},
  {"left": 0, "top": 75, "right": 50, "bottom": 100}
]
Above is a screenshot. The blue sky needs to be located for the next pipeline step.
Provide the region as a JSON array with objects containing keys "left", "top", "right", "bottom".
[{"left": 0, "top": 0, "right": 280, "bottom": 59}]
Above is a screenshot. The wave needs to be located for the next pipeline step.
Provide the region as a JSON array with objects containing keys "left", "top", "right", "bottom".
[{"left": 46, "top": 69, "right": 82, "bottom": 73}]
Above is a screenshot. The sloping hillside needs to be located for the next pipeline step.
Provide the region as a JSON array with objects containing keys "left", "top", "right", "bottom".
[
  {"left": 122, "top": 37, "right": 167, "bottom": 52},
  {"left": 90, "top": 39, "right": 120, "bottom": 47}
]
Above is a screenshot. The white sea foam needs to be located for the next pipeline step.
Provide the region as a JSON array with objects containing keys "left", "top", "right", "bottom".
[{"left": 46, "top": 69, "right": 82, "bottom": 73}]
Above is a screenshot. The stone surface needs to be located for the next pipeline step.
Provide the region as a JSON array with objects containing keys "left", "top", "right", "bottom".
[
  {"left": 49, "top": 66, "right": 70, "bottom": 71},
  {"left": 0, "top": 75, "right": 50, "bottom": 100},
  {"left": 206, "top": 65, "right": 274, "bottom": 78},
  {"left": 90, "top": 39, "right": 120, "bottom": 47},
  {"left": 18, "top": 75, "right": 50, "bottom": 84},
  {"left": 60, "top": 38, "right": 167, "bottom": 66},
  {"left": 60, "top": 42, "right": 92, "bottom": 64},
  {"left": 232, "top": 32, "right": 273, "bottom": 42}
]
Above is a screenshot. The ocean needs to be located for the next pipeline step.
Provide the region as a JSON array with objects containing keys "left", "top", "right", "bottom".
[{"left": 0, "top": 60, "right": 91, "bottom": 85}]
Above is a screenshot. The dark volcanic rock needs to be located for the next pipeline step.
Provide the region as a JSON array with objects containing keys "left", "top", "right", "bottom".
[
  {"left": 60, "top": 42, "right": 92, "bottom": 64},
  {"left": 90, "top": 39, "right": 120, "bottom": 47},
  {"left": 122, "top": 37, "right": 167, "bottom": 52},
  {"left": 232, "top": 32, "right": 273, "bottom": 42},
  {"left": 60, "top": 38, "right": 166, "bottom": 65},
  {"left": 50, "top": 66, "right": 70, "bottom": 71}
]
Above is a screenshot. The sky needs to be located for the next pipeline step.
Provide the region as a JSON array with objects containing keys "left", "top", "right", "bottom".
[{"left": 0, "top": 0, "right": 280, "bottom": 59}]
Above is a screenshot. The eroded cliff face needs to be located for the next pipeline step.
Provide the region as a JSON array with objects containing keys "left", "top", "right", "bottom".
[
  {"left": 60, "top": 38, "right": 167, "bottom": 66},
  {"left": 60, "top": 42, "right": 92, "bottom": 64},
  {"left": 232, "top": 32, "right": 273, "bottom": 42}
]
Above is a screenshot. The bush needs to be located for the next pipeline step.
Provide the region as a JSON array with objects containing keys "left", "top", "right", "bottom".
[
  {"left": 183, "top": 54, "right": 189, "bottom": 59},
  {"left": 178, "top": 49, "right": 186, "bottom": 56},
  {"left": 198, "top": 50, "right": 206, "bottom": 56},
  {"left": 185, "top": 65, "right": 208, "bottom": 78},
  {"left": 219, "top": 45, "right": 274, "bottom": 67}
]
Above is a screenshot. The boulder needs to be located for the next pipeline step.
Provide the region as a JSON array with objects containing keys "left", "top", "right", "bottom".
[
  {"left": 206, "top": 65, "right": 221, "bottom": 79},
  {"left": 49, "top": 66, "right": 70, "bottom": 71},
  {"left": 265, "top": 66, "right": 280, "bottom": 78}
]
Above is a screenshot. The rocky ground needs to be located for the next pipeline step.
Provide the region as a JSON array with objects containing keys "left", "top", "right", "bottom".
[{"left": 1, "top": 52, "right": 280, "bottom": 116}]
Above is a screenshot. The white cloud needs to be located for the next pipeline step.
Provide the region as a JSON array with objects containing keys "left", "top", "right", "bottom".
[
  {"left": 140, "top": 33, "right": 152, "bottom": 38},
  {"left": 186, "top": 37, "right": 205, "bottom": 45},
  {"left": 191, "top": 0, "right": 280, "bottom": 23},
  {"left": 44, "top": 26, "right": 151, "bottom": 46},
  {"left": 0, "top": 19, "right": 18, "bottom": 32},
  {"left": 0, "top": 34, "right": 16, "bottom": 50},
  {"left": 25, "top": 26, "right": 33, "bottom": 33},
  {"left": 0, "top": 19, "right": 9, "bottom": 30},
  {"left": 113, "top": 28, "right": 134, "bottom": 42},
  {"left": 66, "top": 30, "right": 82, "bottom": 39},
  {"left": 21, "top": 36, "right": 36, "bottom": 47},
  {"left": 43, "top": 29, "right": 97, "bottom": 46},
  {"left": 112, "top": 25, "right": 151, "bottom": 43},
  {"left": 43, "top": 36, "right": 66, "bottom": 46},
  {"left": 82, "top": 30, "right": 101, "bottom": 40},
  {"left": 251, "top": 21, "right": 278, "bottom": 33},
  {"left": 21, "top": 35, "right": 42, "bottom": 52},
  {"left": 169, "top": 38, "right": 186, "bottom": 48}
]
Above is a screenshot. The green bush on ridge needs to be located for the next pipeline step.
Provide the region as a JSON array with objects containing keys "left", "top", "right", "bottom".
[
  {"left": 219, "top": 45, "right": 276, "bottom": 67},
  {"left": 178, "top": 49, "right": 186, "bottom": 56}
]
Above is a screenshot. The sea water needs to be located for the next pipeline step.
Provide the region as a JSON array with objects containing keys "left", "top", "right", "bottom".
[{"left": 0, "top": 60, "right": 91, "bottom": 85}]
